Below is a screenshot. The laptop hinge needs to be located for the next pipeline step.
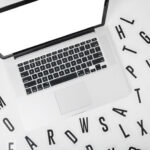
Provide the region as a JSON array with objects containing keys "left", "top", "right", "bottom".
[{"left": 13, "top": 27, "right": 95, "bottom": 59}]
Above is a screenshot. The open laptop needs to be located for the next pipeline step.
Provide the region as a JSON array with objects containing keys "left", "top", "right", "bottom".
[
  {"left": 0, "top": 0, "right": 131, "bottom": 123},
  {"left": 0, "top": 0, "right": 37, "bottom": 13}
]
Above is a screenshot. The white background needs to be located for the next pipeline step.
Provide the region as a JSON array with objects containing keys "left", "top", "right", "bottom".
[{"left": 0, "top": 0, "right": 150, "bottom": 149}]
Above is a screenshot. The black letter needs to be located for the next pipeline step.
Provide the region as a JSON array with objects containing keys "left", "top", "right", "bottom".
[
  {"left": 86, "top": 145, "right": 93, "bottom": 150},
  {"left": 134, "top": 88, "right": 141, "bottom": 103},
  {"left": 65, "top": 130, "right": 78, "bottom": 144},
  {"left": 9, "top": 142, "right": 14, "bottom": 150},
  {"left": 139, "top": 31, "right": 150, "bottom": 44},
  {"left": 146, "top": 59, "right": 150, "bottom": 68},
  {"left": 99, "top": 117, "right": 109, "bottom": 132},
  {"left": 115, "top": 25, "right": 126, "bottom": 40},
  {"left": 3, "top": 118, "right": 15, "bottom": 132},
  {"left": 137, "top": 120, "right": 148, "bottom": 136},
  {"left": 119, "top": 124, "right": 130, "bottom": 138},
  {"left": 120, "top": 18, "right": 135, "bottom": 25},
  {"left": 79, "top": 117, "right": 89, "bottom": 133},
  {"left": 126, "top": 65, "right": 137, "bottom": 79},
  {"left": 0, "top": 97, "right": 6, "bottom": 109},
  {"left": 129, "top": 147, "right": 141, "bottom": 150},
  {"left": 25, "top": 136, "right": 38, "bottom": 150},
  {"left": 112, "top": 108, "right": 128, "bottom": 117},
  {"left": 47, "top": 129, "right": 55, "bottom": 145},
  {"left": 122, "top": 45, "right": 137, "bottom": 54}
]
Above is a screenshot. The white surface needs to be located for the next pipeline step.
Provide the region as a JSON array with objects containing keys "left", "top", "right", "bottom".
[{"left": 0, "top": 0, "right": 105, "bottom": 55}]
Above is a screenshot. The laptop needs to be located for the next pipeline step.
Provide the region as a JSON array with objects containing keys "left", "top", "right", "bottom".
[
  {"left": 0, "top": 0, "right": 131, "bottom": 126},
  {"left": 0, "top": 0, "right": 37, "bottom": 13}
]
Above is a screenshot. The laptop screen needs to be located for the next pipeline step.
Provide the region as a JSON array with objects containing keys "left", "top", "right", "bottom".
[
  {"left": 0, "top": 0, "right": 105, "bottom": 56},
  {"left": 0, "top": 0, "right": 24, "bottom": 8}
]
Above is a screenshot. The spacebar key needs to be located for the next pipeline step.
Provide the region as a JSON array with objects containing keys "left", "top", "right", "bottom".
[{"left": 50, "top": 73, "right": 77, "bottom": 86}]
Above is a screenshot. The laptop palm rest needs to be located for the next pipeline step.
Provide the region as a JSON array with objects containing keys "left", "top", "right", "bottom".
[{"left": 55, "top": 82, "right": 92, "bottom": 115}]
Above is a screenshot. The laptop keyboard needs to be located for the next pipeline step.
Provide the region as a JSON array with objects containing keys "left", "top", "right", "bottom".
[{"left": 18, "top": 38, "right": 107, "bottom": 95}]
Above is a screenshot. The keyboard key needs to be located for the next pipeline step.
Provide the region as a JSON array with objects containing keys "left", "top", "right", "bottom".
[
  {"left": 58, "top": 53, "right": 63, "bottom": 59},
  {"left": 50, "top": 73, "right": 77, "bottom": 86},
  {"left": 54, "top": 73, "right": 59, "bottom": 78},
  {"left": 18, "top": 63, "right": 23, "bottom": 67},
  {"left": 58, "top": 49, "right": 63, "bottom": 53},
  {"left": 69, "top": 50, "right": 74, "bottom": 55},
  {"left": 46, "top": 64, "right": 51, "bottom": 69},
  {"left": 71, "top": 61, "right": 76, "bottom": 66},
  {"left": 76, "top": 65, "right": 81, "bottom": 70},
  {"left": 46, "top": 53, "right": 51, "bottom": 57},
  {"left": 93, "top": 52, "right": 102, "bottom": 59},
  {"left": 42, "top": 77, "right": 48, "bottom": 82},
  {"left": 85, "top": 44, "right": 90, "bottom": 49},
  {"left": 102, "top": 65, "right": 107, "bottom": 69},
  {"left": 41, "top": 55, "right": 46, "bottom": 59},
  {"left": 82, "top": 57, "right": 87, "bottom": 62},
  {"left": 21, "top": 71, "right": 29, "bottom": 77},
  {"left": 23, "top": 76, "right": 32, "bottom": 83},
  {"left": 77, "top": 59, "right": 82, "bottom": 64},
  {"left": 41, "top": 59, "right": 46, "bottom": 64},
  {"left": 77, "top": 70, "right": 84, "bottom": 76},
  {"left": 19, "top": 67, "right": 24, "bottom": 72},
  {"left": 90, "top": 48, "right": 95, "bottom": 54},
  {"left": 87, "top": 61, "right": 92, "bottom": 67},
  {"left": 38, "top": 72, "right": 43, "bottom": 77},
  {"left": 43, "top": 70, "right": 49, "bottom": 75},
  {"left": 32, "top": 86, "right": 37, "bottom": 92},
  {"left": 91, "top": 41, "right": 99, "bottom": 47},
  {"left": 64, "top": 47, "right": 69, "bottom": 51},
  {"left": 60, "top": 65, "right": 65, "bottom": 70},
  {"left": 92, "top": 57, "right": 104, "bottom": 65},
  {"left": 59, "top": 71, "right": 64, "bottom": 76},
  {"left": 63, "top": 52, "right": 68, "bottom": 57},
  {"left": 74, "top": 48, "right": 79, "bottom": 53},
  {"left": 95, "top": 47, "right": 101, "bottom": 52},
  {"left": 35, "top": 67, "right": 40, "bottom": 73},
  {"left": 26, "top": 88, "right": 32, "bottom": 95},
  {"left": 62, "top": 58, "right": 67, "bottom": 63},
  {"left": 54, "top": 67, "right": 60, "bottom": 72},
  {"left": 40, "top": 65, "right": 45, "bottom": 71},
  {"left": 68, "top": 56, "right": 73, "bottom": 61},
  {"left": 92, "top": 38, "right": 97, "bottom": 41},
  {"left": 91, "top": 69, "right": 96, "bottom": 72},
  {"left": 24, "top": 61, "right": 29, "bottom": 65},
  {"left": 86, "top": 40, "right": 91, "bottom": 43},
  {"left": 49, "top": 68, "right": 54, "bottom": 74},
  {"left": 29, "top": 69, "right": 34, "bottom": 74},
  {"left": 66, "top": 63, "right": 71, "bottom": 68},
  {"left": 73, "top": 54, "right": 78, "bottom": 59},
  {"left": 37, "top": 84, "right": 43, "bottom": 91},
  {"left": 96, "top": 64, "right": 101, "bottom": 70},
  {"left": 70, "top": 67, "right": 75, "bottom": 72},
  {"left": 80, "top": 46, "right": 85, "bottom": 51},
  {"left": 25, "top": 65, "right": 30, "bottom": 70},
  {"left": 37, "top": 78, "right": 42, "bottom": 84},
  {"left": 47, "top": 57, "right": 52, "bottom": 62},
  {"left": 30, "top": 63, "right": 35, "bottom": 68},
  {"left": 84, "top": 50, "right": 90, "bottom": 55},
  {"left": 65, "top": 69, "right": 70, "bottom": 74},
  {"left": 81, "top": 63, "right": 86, "bottom": 69},
  {"left": 25, "top": 81, "right": 36, "bottom": 88},
  {"left": 48, "top": 75, "right": 53, "bottom": 80},
  {"left": 79, "top": 52, "right": 84, "bottom": 57},
  {"left": 57, "top": 60, "right": 62, "bottom": 65},
  {"left": 52, "top": 51, "right": 57, "bottom": 55},
  {"left": 29, "top": 59, "right": 34, "bottom": 63},
  {"left": 32, "top": 74, "right": 38, "bottom": 79},
  {"left": 52, "top": 55, "right": 57, "bottom": 61},
  {"left": 84, "top": 68, "right": 90, "bottom": 74},
  {"left": 51, "top": 62, "right": 57, "bottom": 67},
  {"left": 88, "top": 55, "right": 93, "bottom": 60},
  {"left": 36, "top": 61, "right": 41, "bottom": 66}
]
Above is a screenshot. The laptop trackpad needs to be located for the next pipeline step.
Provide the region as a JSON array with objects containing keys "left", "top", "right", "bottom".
[{"left": 55, "top": 82, "right": 92, "bottom": 115}]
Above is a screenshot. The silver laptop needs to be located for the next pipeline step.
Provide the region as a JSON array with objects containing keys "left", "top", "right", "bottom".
[{"left": 0, "top": 0, "right": 131, "bottom": 119}]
